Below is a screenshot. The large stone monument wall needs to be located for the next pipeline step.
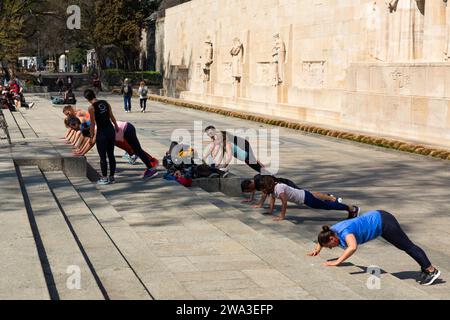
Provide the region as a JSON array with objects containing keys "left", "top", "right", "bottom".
[{"left": 162, "top": 0, "right": 450, "bottom": 147}]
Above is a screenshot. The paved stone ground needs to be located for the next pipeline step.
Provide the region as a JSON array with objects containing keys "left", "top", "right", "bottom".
[{"left": 6, "top": 92, "right": 450, "bottom": 299}]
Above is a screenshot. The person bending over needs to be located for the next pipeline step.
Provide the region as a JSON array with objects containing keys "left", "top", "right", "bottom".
[
  {"left": 68, "top": 116, "right": 158, "bottom": 180},
  {"left": 241, "top": 174, "right": 340, "bottom": 207},
  {"left": 308, "top": 210, "right": 441, "bottom": 286},
  {"left": 260, "top": 175, "right": 359, "bottom": 222},
  {"left": 204, "top": 125, "right": 265, "bottom": 174}
]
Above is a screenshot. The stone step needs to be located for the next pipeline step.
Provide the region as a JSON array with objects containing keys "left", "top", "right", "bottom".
[
  {"left": 217, "top": 190, "right": 450, "bottom": 299},
  {"left": 86, "top": 173, "right": 319, "bottom": 299},
  {"left": 0, "top": 160, "right": 49, "bottom": 299},
  {"left": 2, "top": 109, "right": 24, "bottom": 141},
  {"left": 12, "top": 110, "right": 38, "bottom": 139},
  {"left": 68, "top": 176, "right": 194, "bottom": 300},
  {"left": 18, "top": 166, "right": 103, "bottom": 300},
  {"left": 44, "top": 172, "right": 152, "bottom": 300},
  {"left": 192, "top": 188, "right": 437, "bottom": 300}
]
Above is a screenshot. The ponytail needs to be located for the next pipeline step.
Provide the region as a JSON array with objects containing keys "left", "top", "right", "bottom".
[{"left": 318, "top": 225, "right": 335, "bottom": 246}]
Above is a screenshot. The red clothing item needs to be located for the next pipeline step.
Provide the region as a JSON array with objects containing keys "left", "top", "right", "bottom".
[
  {"left": 176, "top": 176, "right": 193, "bottom": 187},
  {"left": 10, "top": 83, "right": 19, "bottom": 94}
]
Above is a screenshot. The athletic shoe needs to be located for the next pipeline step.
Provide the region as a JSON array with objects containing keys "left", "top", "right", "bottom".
[
  {"left": 97, "top": 177, "right": 110, "bottom": 185},
  {"left": 420, "top": 268, "right": 441, "bottom": 286},
  {"left": 143, "top": 169, "right": 158, "bottom": 180},
  {"left": 123, "top": 152, "right": 130, "bottom": 160},
  {"left": 29, "top": 102, "right": 35, "bottom": 109},
  {"left": 128, "top": 155, "right": 138, "bottom": 165},
  {"left": 347, "top": 206, "right": 360, "bottom": 219},
  {"left": 108, "top": 176, "right": 116, "bottom": 184},
  {"left": 222, "top": 171, "right": 229, "bottom": 178},
  {"left": 416, "top": 269, "right": 427, "bottom": 283}
]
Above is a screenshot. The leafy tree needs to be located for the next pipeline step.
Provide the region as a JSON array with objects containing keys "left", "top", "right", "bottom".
[
  {"left": 0, "top": 0, "right": 42, "bottom": 77},
  {"left": 93, "top": 0, "right": 160, "bottom": 71}
]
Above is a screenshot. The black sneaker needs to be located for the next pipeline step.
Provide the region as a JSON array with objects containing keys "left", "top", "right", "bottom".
[
  {"left": 347, "top": 206, "right": 360, "bottom": 219},
  {"left": 108, "top": 176, "right": 116, "bottom": 184},
  {"left": 420, "top": 268, "right": 441, "bottom": 286},
  {"left": 416, "top": 269, "right": 427, "bottom": 283}
]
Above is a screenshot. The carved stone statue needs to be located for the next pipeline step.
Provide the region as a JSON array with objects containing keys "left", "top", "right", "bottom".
[
  {"left": 444, "top": 0, "right": 450, "bottom": 60},
  {"left": 366, "top": 1, "right": 386, "bottom": 61},
  {"left": 386, "top": 0, "right": 425, "bottom": 61},
  {"left": 272, "top": 33, "right": 286, "bottom": 86},
  {"left": 200, "top": 37, "right": 214, "bottom": 81},
  {"left": 230, "top": 37, "right": 244, "bottom": 83}
]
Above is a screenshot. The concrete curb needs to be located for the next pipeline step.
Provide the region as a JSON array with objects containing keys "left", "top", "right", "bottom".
[{"left": 148, "top": 94, "right": 450, "bottom": 161}]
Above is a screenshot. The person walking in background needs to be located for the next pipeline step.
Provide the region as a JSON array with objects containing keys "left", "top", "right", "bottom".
[
  {"left": 138, "top": 81, "right": 148, "bottom": 113},
  {"left": 92, "top": 73, "right": 101, "bottom": 94},
  {"left": 121, "top": 78, "right": 133, "bottom": 113}
]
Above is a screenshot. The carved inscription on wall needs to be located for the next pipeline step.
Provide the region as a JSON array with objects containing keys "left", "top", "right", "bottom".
[
  {"left": 301, "top": 61, "right": 326, "bottom": 88},
  {"left": 390, "top": 69, "right": 410, "bottom": 89},
  {"left": 219, "top": 62, "right": 233, "bottom": 84},
  {"left": 255, "top": 62, "right": 272, "bottom": 85}
]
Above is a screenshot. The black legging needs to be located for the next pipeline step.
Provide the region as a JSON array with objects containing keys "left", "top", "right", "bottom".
[
  {"left": 233, "top": 137, "right": 262, "bottom": 173},
  {"left": 96, "top": 127, "right": 116, "bottom": 177},
  {"left": 123, "top": 123, "right": 152, "bottom": 169},
  {"left": 140, "top": 98, "right": 147, "bottom": 111},
  {"left": 303, "top": 190, "right": 349, "bottom": 211},
  {"left": 379, "top": 210, "right": 432, "bottom": 270}
]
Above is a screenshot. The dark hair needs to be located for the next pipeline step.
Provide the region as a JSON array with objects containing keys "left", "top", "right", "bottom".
[
  {"left": 204, "top": 125, "right": 216, "bottom": 132},
  {"left": 260, "top": 175, "right": 276, "bottom": 194},
  {"left": 67, "top": 116, "right": 81, "bottom": 126},
  {"left": 241, "top": 179, "right": 253, "bottom": 192},
  {"left": 317, "top": 226, "right": 336, "bottom": 246},
  {"left": 83, "top": 89, "right": 96, "bottom": 101},
  {"left": 63, "top": 105, "right": 75, "bottom": 114}
]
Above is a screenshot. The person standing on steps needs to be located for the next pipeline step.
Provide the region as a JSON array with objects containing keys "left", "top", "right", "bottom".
[
  {"left": 84, "top": 89, "right": 118, "bottom": 185},
  {"left": 260, "top": 176, "right": 359, "bottom": 222},
  {"left": 121, "top": 78, "right": 133, "bottom": 113},
  {"left": 138, "top": 81, "right": 149, "bottom": 113},
  {"left": 308, "top": 210, "right": 441, "bottom": 286}
]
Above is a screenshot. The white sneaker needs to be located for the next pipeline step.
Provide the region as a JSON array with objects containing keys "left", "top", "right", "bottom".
[{"left": 29, "top": 102, "right": 35, "bottom": 109}]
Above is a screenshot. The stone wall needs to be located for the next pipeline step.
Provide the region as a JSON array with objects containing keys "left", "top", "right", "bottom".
[{"left": 162, "top": 0, "right": 450, "bottom": 147}]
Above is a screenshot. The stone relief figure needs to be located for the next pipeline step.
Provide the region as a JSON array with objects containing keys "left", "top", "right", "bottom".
[
  {"left": 366, "top": 1, "right": 386, "bottom": 61},
  {"left": 271, "top": 33, "right": 286, "bottom": 86},
  {"left": 200, "top": 36, "right": 214, "bottom": 81},
  {"left": 386, "top": 0, "right": 425, "bottom": 61},
  {"left": 444, "top": 0, "right": 450, "bottom": 60},
  {"left": 230, "top": 37, "right": 244, "bottom": 83}
]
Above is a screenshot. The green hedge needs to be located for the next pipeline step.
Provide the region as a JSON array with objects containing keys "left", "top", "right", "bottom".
[{"left": 102, "top": 69, "right": 162, "bottom": 86}]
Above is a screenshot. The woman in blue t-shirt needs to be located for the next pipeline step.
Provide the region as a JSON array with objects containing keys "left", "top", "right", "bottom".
[{"left": 308, "top": 210, "right": 441, "bottom": 286}]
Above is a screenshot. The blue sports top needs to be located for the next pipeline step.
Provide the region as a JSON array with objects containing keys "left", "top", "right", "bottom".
[{"left": 331, "top": 210, "right": 383, "bottom": 248}]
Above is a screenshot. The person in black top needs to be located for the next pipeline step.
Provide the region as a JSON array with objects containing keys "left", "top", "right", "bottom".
[
  {"left": 241, "top": 174, "right": 340, "bottom": 208},
  {"left": 84, "top": 89, "right": 119, "bottom": 185}
]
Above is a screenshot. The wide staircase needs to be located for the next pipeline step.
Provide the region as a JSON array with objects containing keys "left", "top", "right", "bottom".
[{"left": 0, "top": 101, "right": 448, "bottom": 300}]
